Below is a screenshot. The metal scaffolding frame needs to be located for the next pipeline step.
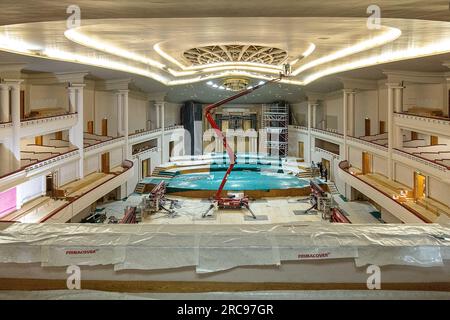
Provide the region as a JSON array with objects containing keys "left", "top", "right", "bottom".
[{"left": 262, "top": 102, "right": 289, "bottom": 157}]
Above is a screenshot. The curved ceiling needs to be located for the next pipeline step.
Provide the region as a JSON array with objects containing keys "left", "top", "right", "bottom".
[
  {"left": 0, "top": 2, "right": 450, "bottom": 104},
  {"left": 2, "top": 17, "right": 450, "bottom": 88},
  {"left": 0, "top": 0, "right": 449, "bottom": 25}
]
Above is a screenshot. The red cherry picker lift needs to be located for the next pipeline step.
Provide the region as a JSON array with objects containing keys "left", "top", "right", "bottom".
[{"left": 202, "top": 66, "right": 290, "bottom": 218}]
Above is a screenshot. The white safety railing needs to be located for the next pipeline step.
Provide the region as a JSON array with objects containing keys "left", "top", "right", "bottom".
[{"left": 21, "top": 113, "right": 77, "bottom": 128}]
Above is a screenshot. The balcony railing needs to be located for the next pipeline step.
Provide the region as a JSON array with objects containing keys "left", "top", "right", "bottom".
[
  {"left": 20, "top": 112, "right": 77, "bottom": 128},
  {"left": 393, "top": 148, "right": 449, "bottom": 172},
  {"left": 24, "top": 149, "right": 80, "bottom": 174},
  {"left": 164, "top": 125, "right": 184, "bottom": 132},
  {"left": 338, "top": 160, "right": 429, "bottom": 223},
  {"left": 347, "top": 136, "right": 388, "bottom": 152},
  {"left": 315, "top": 147, "right": 340, "bottom": 159},
  {"left": 289, "top": 125, "right": 308, "bottom": 133},
  {"left": 394, "top": 112, "right": 450, "bottom": 124},
  {"left": 0, "top": 121, "right": 12, "bottom": 129},
  {"left": 84, "top": 136, "right": 125, "bottom": 153},
  {"left": 40, "top": 160, "right": 134, "bottom": 223},
  {"left": 311, "top": 128, "right": 343, "bottom": 139},
  {"left": 132, "top": 146, "right": 158, "bottom": 159}
]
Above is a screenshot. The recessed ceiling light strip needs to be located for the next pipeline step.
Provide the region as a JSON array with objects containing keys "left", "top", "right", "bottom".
[{"left": 292, "top": 27, "right": 402, "bottom": 76}]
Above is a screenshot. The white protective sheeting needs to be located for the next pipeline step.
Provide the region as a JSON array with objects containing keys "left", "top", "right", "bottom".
[
  {"left": 0, "top": 289, "right": 449, "bottom": 300},
  {"left": 0, "top": 223, "right": 448, "bottom": 273}
]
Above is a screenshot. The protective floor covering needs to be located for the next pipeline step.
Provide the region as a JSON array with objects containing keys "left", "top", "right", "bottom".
[
  {"left": 0, "top": 289, "right": 449, "bottom": 300},
  {"left": 96, "top": 195, "right": 322, "bottom": 225}
]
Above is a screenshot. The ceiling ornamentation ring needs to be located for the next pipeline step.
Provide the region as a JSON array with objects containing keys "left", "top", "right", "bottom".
[{"left": 183, "top": 45, "right": 288, "bottom": 66}]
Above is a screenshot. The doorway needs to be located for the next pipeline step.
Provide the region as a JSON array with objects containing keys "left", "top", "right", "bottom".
[
  {"left": 169, "top": 141, "right": 175, "bottom": 159},
  {"left": 102, "top": 118, "right": 108, "bottom": 136},
  {"left": 101, "top": 152, "right": 110, "bottom": 173},
  {"left": 321, "top": 158, "right": 331, "bottom": 181},
  {"left": 87, "top": 121, "right": 94, "bottom": 134},
  {"left": 362, "top": 152, "right": 372, "bottom": 174},
  {"left": 379, "top": 121, "right": 386, "bottom": 134},
  {"left": 298, "top": 141, "right": 304, "bottom": 159},
  {"left": 365, "top": 118, "right": 371, "bottom": 136},
  {"left": 142, "top": 158, "right": 151, "bottom": 178},
  {"left": 430, "top": 135, "right": 439, "bottom": 145},
  {"left": 45, "top": 172, "right": 57, "bottom": 197},
  {"left": 413, "top": 172, "right": 426, "bottom": 201}
]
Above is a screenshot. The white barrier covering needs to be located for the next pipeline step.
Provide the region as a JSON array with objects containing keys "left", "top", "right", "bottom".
[{"left": 0, "top": 223, "right": 449, "bottom": 273}]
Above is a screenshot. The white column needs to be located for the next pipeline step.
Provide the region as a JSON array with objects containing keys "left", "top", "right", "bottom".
[
  {"left": 343, "top": 90, "right": 348, "bottom": 160},
  {"left": 154, "top": 101, "right": 165, "bottom": 162},
  {"left": 387, "top": 83, "right": 395, "bottom": 180},
  {"left": 236, "top": 130, "right": 245, "bottom": 154},
  {"left": 116, "top": 92, "right": 123, "bottom": 136},
  {"left": 155, "top": 103, "right": 161, "bottom": 129},
  {"left": 347, "top": 90, "right": 355, "bottom": 136},
  {"left": 307, "top": 102, "right": 312, "bottom": 163},
  {"left": 120, "top": 90, "right": 130, "bottom": 159},
  {"left": 215, "top": 132, "right": 223, "bottom": 153},
  {"left": 69, "top": 84, "right": 85, "bottom": 178},
  {"left": 312, "top": 104, "right": 317, "bottom": 129},
  {"left": 10, "top": 81, "right": 22, "bottom": 161},
  {"left": 68, "top": 86, "right": 76, "bottom": 113},
  {"left": 0, "top": 84, "right": 10, "bottom": 123},
  {"left": 394, "top": 86, "right": 404, "bottom": 113}
]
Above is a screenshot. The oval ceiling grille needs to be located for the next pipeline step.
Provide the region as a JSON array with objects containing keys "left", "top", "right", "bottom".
[{"left": 183, "top": 45, "right": 288, "bottom": 66}]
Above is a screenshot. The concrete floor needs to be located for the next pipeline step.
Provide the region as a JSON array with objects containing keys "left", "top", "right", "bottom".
[{"left": 98, "top": 194, "right": 324, "bottom": 225}]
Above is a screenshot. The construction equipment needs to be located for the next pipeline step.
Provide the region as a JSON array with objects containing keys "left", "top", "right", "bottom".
[
  {"left": 81, "top": 208, "right": 107, "bottom": 223},
  {"left": 306, "top": 180, "right": 350, "bottom": 222},
  {"left": 120, "top": 206, "right": 138, "bottom": 224},
  {"left": 330, "top": 207, "right": 351, "bottom": 223},
  {"left": 141, "top": 181, "right": 179, "bottom": 218},
  {"left": 203, "top": 67, "right": 290, "bottom": 218}
]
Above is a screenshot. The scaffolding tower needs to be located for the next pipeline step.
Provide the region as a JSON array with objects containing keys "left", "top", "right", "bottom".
[{"left": 261, "top": 102, "right": 289, "bottom": 157}]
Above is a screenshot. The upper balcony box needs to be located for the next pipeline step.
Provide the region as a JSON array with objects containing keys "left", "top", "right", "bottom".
[
  {"left": 394, "top": 112, "right": 450, "bottom": 139},
  {"left": 0, "top": 113, "right": 79, "bottom": 139},
  {"left": 21, "top": 113, "right": 78, "bottom": 138}
]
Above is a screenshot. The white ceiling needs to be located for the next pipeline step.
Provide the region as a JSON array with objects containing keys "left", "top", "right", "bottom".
[
  {"left": 0, "top": 0, "right": 449, "bottom": 25},
  {"left": 0, "top": 2, "right": 450, "bottom": 104}
]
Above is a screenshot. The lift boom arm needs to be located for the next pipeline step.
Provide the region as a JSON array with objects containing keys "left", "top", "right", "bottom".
[{"left": 205, "top": 75, "right": 283, "bottom": 200}]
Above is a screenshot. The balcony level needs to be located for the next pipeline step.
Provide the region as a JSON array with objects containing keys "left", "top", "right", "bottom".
[
  {"left": 0, "top": 160, "right": 133, "bottom": 223},
  {"left": 338, "top": 160, "right": 450, "bottom": 224},
  {"left": 394, "top": 112, "right": 450, "bottom": 138}
]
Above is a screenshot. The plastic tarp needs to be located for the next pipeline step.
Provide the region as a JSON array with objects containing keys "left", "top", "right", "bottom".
[{"left": 0, "top": 223, "right": 449, "bottom": 273}]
